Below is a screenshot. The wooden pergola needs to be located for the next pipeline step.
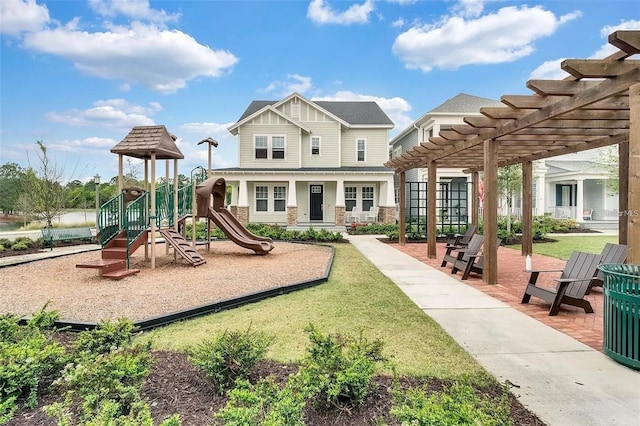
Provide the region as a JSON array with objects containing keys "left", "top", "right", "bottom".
[{"left": 384, "top": 30, "right": 640, "bottom": 284}]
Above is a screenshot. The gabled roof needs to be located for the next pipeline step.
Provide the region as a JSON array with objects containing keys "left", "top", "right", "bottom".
[
  {"left": 228, "top": 103, "right": 312, "bottom": 135},
  {"left": 314, "top": 101, "right": 394, "bottom": 126},
  {"left": 229, "top": 93, "right": 393, "bottom": 135},
  {"left": 545, "top": 160, "right": 608, "bottom": 174},
  {"left": 428, "top": 93, "right": 503, "bottom": 114},
  {"left": 111, "top": 125, "right": 184, "bottom": 160},
  {"left": 390, "top": 93, "right": 502, "bottom": 145}
]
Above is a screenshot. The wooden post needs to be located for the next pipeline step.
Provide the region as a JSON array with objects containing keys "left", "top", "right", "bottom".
[
  {"left": 427, "top": 161, "right": 437, "bottom": 259},
  {"left": 628, "top": 83, "right": 639, "bottom": 264},
  {"left": 522, "top": 161, "right": 533, "bottom": 256},
  {"left": 471, "top": 171, "right": 479, "bottom": 227},
  {"left": 118, "top": 155, "right": 124, "bottom": 193},
  {"left": 144, "top": 159, "right": 149, "bottom": 260},
  {"left": 483, "top": 139, "right": 498, "bottom": 284},
  {"left": 150, "top": 153, "right": 156, "bottom": 270},
  {"left": 399, "top": 171, "right": 406, "bottom": 245},
  {"left": 165, "top": 160, "right": 170, "bottom": 256},
  {"left": 619, "top": 140, "right": 629, "bottom": 246}
]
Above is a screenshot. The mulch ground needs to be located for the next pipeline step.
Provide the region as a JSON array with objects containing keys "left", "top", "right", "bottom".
[{"left": 8, "top": 349, "right": 545, "bottom": 426}]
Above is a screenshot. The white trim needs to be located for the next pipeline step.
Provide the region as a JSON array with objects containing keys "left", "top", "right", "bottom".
[
  {"left": 253, "top": 134, "right": 287, "bottom": 161},
  {"left": 228, "top": 105, "right": 311, "bottom": 135},
  {"left": 311, "top": 136, "right": 321, "bottom": 156},
  {"left": 356, "top": 137, "right": 367, "bottom": 163}
]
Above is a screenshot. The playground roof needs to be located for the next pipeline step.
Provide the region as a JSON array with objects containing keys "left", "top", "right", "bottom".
[
  {"left": 111, "top": 125, "right": 184, "bottom": 160},
  {"left": 384, "top": 30, "right": 639, "bottom": 172}
]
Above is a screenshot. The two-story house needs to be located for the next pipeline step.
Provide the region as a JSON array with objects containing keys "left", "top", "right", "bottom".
[{"left": 214, "top": 92, "right": 396, "bottom": 229}]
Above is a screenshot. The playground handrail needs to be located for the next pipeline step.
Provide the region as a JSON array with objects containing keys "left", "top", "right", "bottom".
[
  {"left": 98, "top": 192, "right": 124, "bottom": 246},
  {"left": 123, "top": 191, "right": 149, "bottom": 267}
]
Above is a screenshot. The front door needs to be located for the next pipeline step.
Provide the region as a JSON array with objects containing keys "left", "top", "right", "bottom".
[{"left": 310, "top": 185, "right": 323, "bottom": 221}]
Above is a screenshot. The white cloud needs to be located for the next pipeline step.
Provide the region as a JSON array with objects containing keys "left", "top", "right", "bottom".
[
  {"left": 393, "top": 5, "right": 580, "bottom": 72},
  {"left": 23, "top": 21, "right": 238, "bottom": 94},
  {"left": 592, "top": 19, "right": 640, "bottom": 58},
  {"left": 312, "top": 90, "right": 412, "bottom": 132},
  {"left": 46, "top": 136, "right": 117, "bottom": 153},
  {"left": 391, "top": 18, "right": 405, "bottom": 28},
  {"left": 529, "top": 19, "right": 640, "bottom": 80},
  {"left": 307, "top": 0, "right": 375, "bottom": 25},
  {"left": 0, "top": 0, "right": 50, "bottom": 35},
  {"left": 45, "top": 99, "right": 160, "bottom": 129},
  {"left": 529, "top": 59, "right": 569, "bottom": 80},
  {"left": 180, "top": 122, "right": 235, "bottom": 136},
  {"left": 88, "top": 0, "right": 180, "bottom": 25},
  {"left": 452, "top": 0, "right": 485, "bottom": 18},
  {"left": 262, "top": 74, "right": 313, "bottom": 97}
]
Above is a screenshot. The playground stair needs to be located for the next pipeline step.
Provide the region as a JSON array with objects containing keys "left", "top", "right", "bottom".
[
  {"left": 75, "top": 230, "right": 147, "bottom": 280},
  {"left": 159, "top": 228, "right": 206, "bottom": 266}
]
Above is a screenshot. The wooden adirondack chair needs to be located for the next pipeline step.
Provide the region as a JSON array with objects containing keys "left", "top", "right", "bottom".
[
  {"left": 586, "top": 243, "right": 628, "bottom": 294},
  {"left": 445, "top": 224, "right": 477, "bottom": 247},
  {"left": 451, "top": 238, "right": 501, "bottom": 280},
  {"left": 441, "top": 234, "right": 483, "bottom": 268},
  {"left": 521, "top": 251, "right": 602, "bottom": 316}
]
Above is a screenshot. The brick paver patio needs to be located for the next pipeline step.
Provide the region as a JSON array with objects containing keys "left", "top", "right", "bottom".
[{"left": 389, "top": 242, "right": 604, "bottom": 351}]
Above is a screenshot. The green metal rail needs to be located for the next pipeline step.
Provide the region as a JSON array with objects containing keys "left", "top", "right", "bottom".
[{"left": 98, "top": 192, "right": 124, "bottom": 246}]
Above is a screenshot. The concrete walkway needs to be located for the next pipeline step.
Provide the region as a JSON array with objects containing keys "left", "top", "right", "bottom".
[
  {"left": 347, "top": 235, "right": 640, "bottom": 426},
  {"left": 0, "top": 244, "right": 101, "bottom": 268}
]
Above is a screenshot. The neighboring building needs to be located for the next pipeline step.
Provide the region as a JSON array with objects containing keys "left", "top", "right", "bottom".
[
  {"left": 535, "top": 149, "right": 619, "bottom": 225},
  {"left": 214, "top": 92, "right": 396, "bottom": 228},
  {"left": 389, "top": 93, "right": 503, "bottom": 227}
]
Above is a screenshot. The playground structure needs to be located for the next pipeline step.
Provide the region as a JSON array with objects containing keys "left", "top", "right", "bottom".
[{"left": 76, "top": 125, "right": 273, "bottom": 280}]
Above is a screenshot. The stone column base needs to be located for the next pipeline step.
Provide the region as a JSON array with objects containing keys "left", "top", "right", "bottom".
[
  {"left": 379, "top": 206, "right": 396, "bottom": 224},
  {"left": 236, "top": 206, "right": 249, "bottom": 225},
  {"left": 229, "top": 206, "right": 238, "bottom": 217},
  {"left": 335, "top": 206, "right": 345, "bottom": 226},
  {"left": 287, "top": 206, "right": 298, "bottom": 226}
]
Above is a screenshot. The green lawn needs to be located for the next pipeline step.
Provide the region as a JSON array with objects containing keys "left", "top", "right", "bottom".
[
  {"left": 138, "top": 244, "right": 490, "bottom": 381},
  {"left": 508, "top": 235, "right": 619, "bottom": 259}
]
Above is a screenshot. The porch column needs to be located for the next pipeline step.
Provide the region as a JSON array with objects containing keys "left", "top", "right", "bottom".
[
  {"left": 576, "top": 178, "right": 584, "bottom": 222},
  {"left": 628, "top": 83, "right": 639, "bottom": 264},
  {"left": 382, "top": 177, "right": 396, "bottom": 224},
  {"left": 237, "top": 179, "right": 249, "bottom": 225},
  {"left": 427, "top": 161, "right": 437, "bottom": 259},
  {"left": 335, "top": 179, "right": 345, "bottom": 226},
  {"left": 471, "top": 171, "right": 479, "bottom": 227},
  {"left": 522, "top": 161, "right": 533, "bottom": 256},
  {"left": 287, "top": 180, "right": 298, "bottom": 226},
  {"left": 483, "top": 139, "right": 498, "bottom": 284},
  {"left": 399, "top": 171, "right": 406, "bottom": 245}
]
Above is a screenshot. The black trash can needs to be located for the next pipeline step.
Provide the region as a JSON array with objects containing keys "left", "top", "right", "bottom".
[{"left": 598, "top": 264, "right": 640, "bottom": 370}]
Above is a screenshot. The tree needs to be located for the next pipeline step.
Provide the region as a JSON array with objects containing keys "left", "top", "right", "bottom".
[
  {"left": 26, "top": 141, "right": 67, "bottom": 227},
  {"left": 0, "top": 162, "right": 26, "bottom": 215},
  {"left": 497, "top": 164, "right": 522, "bottom": 235},
  {"left": 599, "top": 145, "right": 619, "bottom": 195}
]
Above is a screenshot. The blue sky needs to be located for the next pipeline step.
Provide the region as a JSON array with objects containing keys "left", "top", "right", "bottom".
[{"left": 1, "top": 0, "right": 638, "bottom": 183}]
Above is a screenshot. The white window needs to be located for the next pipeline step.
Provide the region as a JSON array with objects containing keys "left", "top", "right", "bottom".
[
  {"left": 255, "top": 136, "right": 268, "bottom": 159},
  {"left": 274, "top": 186, "right": 286, "bottom": 212},
  {"left": 362, "top": 186, "right": 374, "bottom": 211},
  {"left": 254, "top": 135, "right": 286, "bottom": 160},
  {"left": 345, "top": 186, "right": 357, "bottom": 211},
  {"left": 393, "top": 146, "right": 402, "bottom": 159},
  {"left": 272, "top": 136, "right": 285, "bottom": 159},
  {"left": 255, "top": 186, "right": 268, "bottom": 211},
  {"left": 357, "top": 138, "right": 366, "bottom": 162},
  {"left": 311, "top": 137, "right": 320, "bottom": 155}
]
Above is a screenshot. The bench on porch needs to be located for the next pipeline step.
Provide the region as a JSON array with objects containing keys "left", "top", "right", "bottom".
[{"left": 42, "top": 226, "right": 94, "bottom": 250}]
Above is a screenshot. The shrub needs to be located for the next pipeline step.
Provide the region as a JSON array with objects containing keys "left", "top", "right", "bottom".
[
  {"left": 391, "top": 380, "right": 512, "bottom": 426},
  {"left": 293, "top": 324, "right": 386, "bottom": 409},
  {"left": 189, "top": 326, "right": 273, "bottom": 394},
  {"left": 0, "top": 244, "right": 4, "bottom": 252},
  {"left": 74, "top": 318, "right": 137, "bottom": 355},
  {"left": 0, "top": 310, "right": 66, "bottom": 423},
  {"left": 10, "top": 241, "right": 29, "bottom": 251},
  {"left": 214, "top": 377, "right": 305, "bottom": 426},
  {"left": 13, "top": 236, "right": 35, "bottom": 247},
  {"left": 50, "top": 342, "right": 154, "bottom": 422},
  {"left": 0, "top": 238, "right": 12, "bottom": 247}
]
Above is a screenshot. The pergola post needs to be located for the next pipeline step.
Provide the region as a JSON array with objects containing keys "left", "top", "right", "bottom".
[
  {"left": 483, "top": 139, "right": 498, "bottom": 284},
  {"left": 522, "top": 161, "right": 533, "bottom": 256},
  {"left": 471, "top": 171, "right": 479, "bottom": 227},
  {"left": 628, "top": 83, "right": 640, "bottom": 264},
  {"left": 399, "top": 171, "right": 406, "bottom": 245},
  {"left": 427, "top": 161, "right": 437, "bottom": 259},
  {"left": 619, "top": 140, "right": 629, "bottom": 246}
]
